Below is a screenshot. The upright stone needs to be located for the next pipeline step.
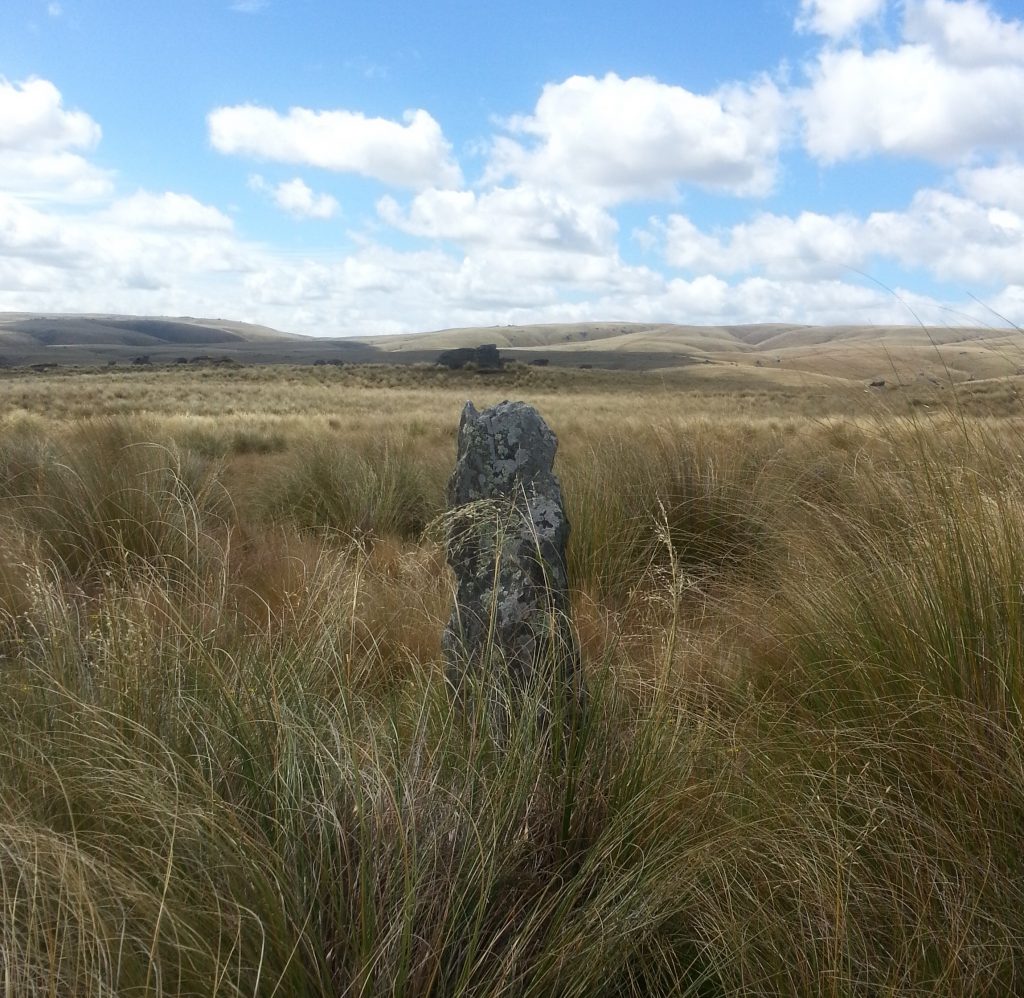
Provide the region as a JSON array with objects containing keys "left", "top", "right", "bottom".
[{"left": 443, "top": 400, "right": 581, "bottom": 716}]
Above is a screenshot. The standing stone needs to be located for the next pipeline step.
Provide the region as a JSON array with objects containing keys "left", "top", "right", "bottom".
[{"left": 442, "top": 400, "right": 581, "bottom": 719}]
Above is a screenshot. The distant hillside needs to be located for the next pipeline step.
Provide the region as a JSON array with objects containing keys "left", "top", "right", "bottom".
[
  {"left": 367, "top": 322, "right": 673, "bottom": 351},
  {"left": 370, "top": 320, "right": 1024, "bottom": 383},
  {"left": 1, "top": 314, "right": 1022, "bottom": 385},
  {"left": 0, "top": 314, "right": 300, "bottom": 348},
  {"left": 0, "top": 313, "right": 377, "bottom": 367},
  {"left": 369, "top": 320, "right": 1018, "bottom": 354}
]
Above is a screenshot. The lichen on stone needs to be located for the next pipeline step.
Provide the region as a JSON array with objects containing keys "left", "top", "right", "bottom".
[{"left": 442, "top": 401, "right": 581, "bottom": 715}]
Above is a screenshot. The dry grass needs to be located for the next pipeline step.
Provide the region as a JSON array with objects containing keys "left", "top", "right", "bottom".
[
  {"left": 1, "top": 364, "right": 1024, "bottom": 995},
  {"left": 0, "top": 361, "right": 945, "bottom": 425}
]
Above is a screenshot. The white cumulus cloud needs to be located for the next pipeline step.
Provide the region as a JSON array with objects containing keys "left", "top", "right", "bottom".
[
  {"left": 249, "top": 176, "right": 339, "bottom": 219},
  {"left": 0, "top": 184, "right": 1004, "bottom": 333},
  {"left": 988, "top": 283, "right": 1024, "bottom": 322},
  {"left": 798, "top": 0, "right": 1024, "bottom": 163},
  {"left": 377, "top": 185, "right": 616, "bottom": 253},
  {"left": 7, "top": 54, "right": 1024, "bottom": 335},
  {"left": 796, "top": 0, "right": 887, "bottom": 39},
  {"left": 0, "top": 188, "right": 248, "bottom": 307},
  {"left": 956, "top": 160, "right": 1024, "bottom": 213},
  {"left": 0, "top": 149, "right": 112, "bottom": 202},
  {"left": 904, "top": 0, "right": 1024, "bottom": 65},
  {"left": 0, "top": 193, "right": 87, "bottom": 267},
  {"left": 105, "top": 191, "right": 235, "bottom": 231},
  {"left": 0, "top": 77, "right": 112, "bottom": 202},
  {"left": 658, "top": 161, "right": 1024, "bottom": 287},
  {"left": 484, "top": 72, "right": 788, "bottom": 202},
  {"left": 867, "top": 187, "right": 1024, "bottom": 284},
  {"left": 208, "top": 103, "right": 462, "bottom": 189},
  {"left": 661, "top": 211, "right": 869, "bottom": 279},
  {"left": 0, "top": 77, "right": 98, "bottom": 152}
]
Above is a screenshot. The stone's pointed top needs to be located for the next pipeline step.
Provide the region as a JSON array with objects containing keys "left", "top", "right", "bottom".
[{"left": 450, "top": 400, "right": 558, "bottom": 504}]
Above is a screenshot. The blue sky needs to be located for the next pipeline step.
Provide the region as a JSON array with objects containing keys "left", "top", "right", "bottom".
[{"left": 1, "top": 0, "right": 1023, "bottom": 334}]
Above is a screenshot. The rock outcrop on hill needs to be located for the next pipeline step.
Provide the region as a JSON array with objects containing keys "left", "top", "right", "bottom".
[{"left": 436, "top": 343, "right": 503, "bottom": 370}]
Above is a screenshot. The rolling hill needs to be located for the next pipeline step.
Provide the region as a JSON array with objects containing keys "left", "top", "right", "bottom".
[
  {"left": 2, "top": 313, "right": 1023, "bottom": 387},
  {"left": 0, "top": 313, "right": 375, "bottom": 366},
  {"left": 368, "top": 320, "right": 1024, "bottom": 384}
]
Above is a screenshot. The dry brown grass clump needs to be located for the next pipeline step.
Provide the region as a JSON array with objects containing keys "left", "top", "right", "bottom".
[{"left": 1, "top": 371, "right": 1024, "bottom": 995}]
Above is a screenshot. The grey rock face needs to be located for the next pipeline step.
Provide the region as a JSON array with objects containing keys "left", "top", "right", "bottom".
[
  {"left": 473, "top": 343, "right": 502, "bottom": 371},
  {"left": 442, "top": 401, "right": 581, "bottom": 714},
  {"left": 436, "top": 347, "right": 476, "bottom": 370},
  {"left": 436, "top": 344, "right": 504, "bottom": 371}
]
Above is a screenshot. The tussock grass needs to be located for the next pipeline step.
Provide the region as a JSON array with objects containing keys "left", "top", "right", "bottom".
[
  {"left": 253, "top": 434, "right": 447, "bottom": 541},
  {"left": 758, "top": 422, "right": 1024, "bottom": 719},
  {"left": 2, "top": 387, "right": 1024, "bottom": 995},
  {"left": 0, "top": 418, "right": 229, "bottom": 583},
  {"left": 563, "top": 421, "right": 791, "bottom": 605}
]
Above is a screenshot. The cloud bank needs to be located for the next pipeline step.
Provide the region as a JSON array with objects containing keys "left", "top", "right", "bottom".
[{"left": 3, "top": 1, "right": 1024, "bottom": 334}]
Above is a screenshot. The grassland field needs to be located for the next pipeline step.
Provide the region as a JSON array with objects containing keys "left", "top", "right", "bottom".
[{"left": 4, "top": 347, "right": 1024, "bottom": 996}]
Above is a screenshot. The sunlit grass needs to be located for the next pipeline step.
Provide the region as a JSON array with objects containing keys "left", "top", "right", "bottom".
[{"left": 0, "top": 374, "right": 1023, "bottom": 995}]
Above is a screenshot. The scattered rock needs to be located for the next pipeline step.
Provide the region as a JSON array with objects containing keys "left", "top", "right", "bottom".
[
  {"left": 437, "top": 344, "right": 504, "bottom": 371},
  {"left": 442, "top": 400, "right": 581, "bottom": 725},
  {"left": 437, "top": 347, "right": 475, "bottom": 369},
  {"left": 475, "top": 343, "right": 502, "bottom": 370}
]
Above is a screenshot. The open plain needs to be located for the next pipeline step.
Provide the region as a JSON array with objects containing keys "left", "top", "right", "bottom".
[{"left": 3, "top": 318, "right": 1024, "bottom": 995}]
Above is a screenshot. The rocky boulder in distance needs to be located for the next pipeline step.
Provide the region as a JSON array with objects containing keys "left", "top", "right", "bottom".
[{"left": 436, "top": 343, "right": 504, "bottom": 371}]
